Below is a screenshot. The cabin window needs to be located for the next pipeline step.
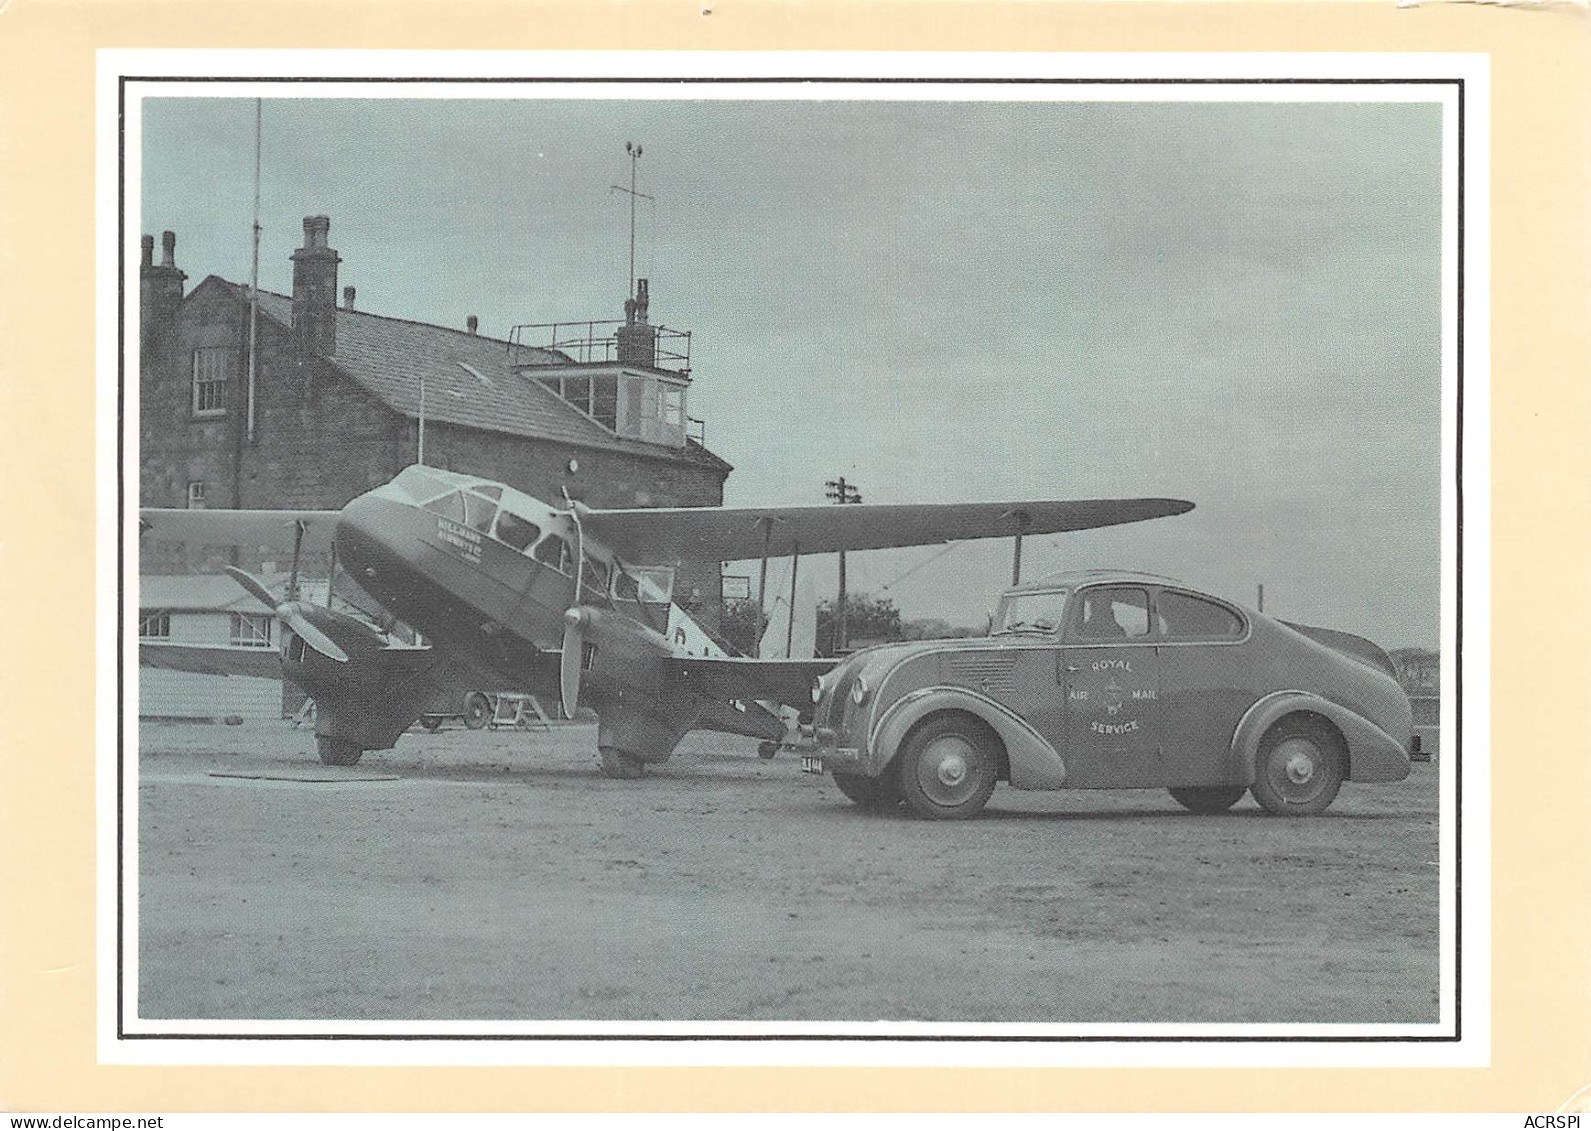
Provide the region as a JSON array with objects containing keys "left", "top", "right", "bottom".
[
  {"left": 493, "top": 509, "right": 541, "bottom": 553},
  {"left": 1157, "top": 591, "right": 1245, "bottom": 641},
  {"left": 463, "top": 492, "right": 498, "bottom": 534},
  {"left": 532, "top": 534, "right": 572, "bottom": 574},
  {"left": 191, "top": 348, "right": 231, "bottom": 417},
  {"left": 392, "top": 465, "right": 456, "bottom": 503},
  {"left": 613, "top": 566, "right": 675, "bottom": 604},
  {"left": 423, "top": 491, "right": 466, "bottom": 522},
  {"left": 581, "top": 555, "right": 611, "bottom": 601},
  {"left": 1070, "top": 587, "right": 1151, "bottom": 641},
  {"left": 186, "top": 481, "right": 206, "bottom": 510},
  {"left": 229, "top": 612, "right": 273, "bottom": 648},
  {"left": 138, "top": 610, "right": 171, "bottom": 639}
]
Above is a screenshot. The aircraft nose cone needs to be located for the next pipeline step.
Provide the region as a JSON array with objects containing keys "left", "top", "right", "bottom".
[{"left": 335, "top": 490, "right": 404, "bottom": 578}]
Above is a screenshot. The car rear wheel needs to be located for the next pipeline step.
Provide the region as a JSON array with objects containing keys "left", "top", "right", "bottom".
[
  {"left": 898, "top": 716, "right": 999, "bottom": 820},
  {"left": 1249, "top": 717, "right": 1344, "bottom": 816},
  {"left": 1168, "top": 785, "right": 1246, "bottom": 814},
  {"left": 317, "top": 734, "right": 363, "bottom": 766}
]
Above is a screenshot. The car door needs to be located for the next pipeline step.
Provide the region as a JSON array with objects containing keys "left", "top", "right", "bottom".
[
  {"left": 1153, "top": 587, "right": 1255, "bottom": 787},
  {"left": 1058, "top": 585, "right": 1162, "bottom": 788}
]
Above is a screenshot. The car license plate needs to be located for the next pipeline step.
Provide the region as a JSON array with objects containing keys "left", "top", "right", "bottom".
[{"left": 800, "top": 754, "right": 824, "bottom": 774}]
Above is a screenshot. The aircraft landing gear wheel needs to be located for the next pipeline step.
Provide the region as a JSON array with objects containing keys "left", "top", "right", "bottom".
[
  {"left": 598, "top": 748, "right": 647, "bottom": 779},
  {"left": 1249, "top": 717, "right": 1344, "bottom": 816},
  {"left": 757, "top": 740, "right": 779, "bottom": 759},
  {"left": 1168, "top": 785, "right": 1246, "bottom": 814},
  {"left": 462, "top": 692, "right": 491, "bottom": 730},
  {"left": 419, "top": 715, "right": 443, "bottom": 732},
  {"left": 898, "top": 716, "right": 998, "bottom": 820},
  {"left": 317, "top": 734, "right": 364, "bottom": 766}
]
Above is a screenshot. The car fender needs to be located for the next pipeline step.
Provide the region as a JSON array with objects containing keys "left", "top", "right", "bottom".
[
  {"left": 1231, "top": 690, "right": 1411, "bottom": 784},
  {"left": 870, "top": 686, "right": 1067, "bottom": 789}
]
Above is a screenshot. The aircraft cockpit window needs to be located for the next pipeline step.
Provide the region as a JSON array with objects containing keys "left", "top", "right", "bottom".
[
  {"left": 493, "top": 509, "right": 541, "bottom": 553},
  {"left": 612, "top": 570, "right": 638, "bottom": 602},
  {"left": 473, "top": 484, "right": 503, "bottom": 500},
  {"left": 463, "top": 492, "right": 498, "bottom": 535},
  {"left": 422, "top": 491, "right": 466, "bottom": 522},
  {"left": 532, "top": 534, "right": 572, "bottom": 574},
  {"left": 392, "top": 465, "right": 457, "bottom": 503}
]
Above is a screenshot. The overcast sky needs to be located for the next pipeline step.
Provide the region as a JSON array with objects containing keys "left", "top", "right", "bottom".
[{"left": 141, "top": 93, "right": 1446, "bottom": 648}]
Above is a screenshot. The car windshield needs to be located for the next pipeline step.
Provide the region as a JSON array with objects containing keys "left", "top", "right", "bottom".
[{"left": 993, "top": 589, "right": 1069, "bottom": 634}]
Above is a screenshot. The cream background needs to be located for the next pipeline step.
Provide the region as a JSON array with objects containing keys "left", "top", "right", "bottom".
[{"left": 0, "top": 0, "right": 1585, "bottom": 1113}]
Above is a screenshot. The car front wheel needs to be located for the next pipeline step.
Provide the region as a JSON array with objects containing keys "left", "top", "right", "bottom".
[
  {"left": 1249, "top": 717, "right": 1344, "bottom": 816},
  {"left": 1168, "top": 785, "right": 1246, "bottom": 814},
  {"left": 897, "top": 715, "right": 999, "bottom": 820},
  {"left": 831, "top": 767, "right": 902, "bottom": 811}
]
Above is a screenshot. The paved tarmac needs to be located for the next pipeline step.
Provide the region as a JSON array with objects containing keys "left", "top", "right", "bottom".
[{"left": 136, "top": 720, "right": 1442, "bottom": 1024}]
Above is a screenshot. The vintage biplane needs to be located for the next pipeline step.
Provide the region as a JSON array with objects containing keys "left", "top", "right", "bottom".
[{"left": 140, "top": 463, "right": 1193, "bottom": 777}]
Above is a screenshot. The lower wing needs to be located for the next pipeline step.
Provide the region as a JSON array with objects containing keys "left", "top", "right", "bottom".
[
  {"left": 139, "top": 642, "right": 286, "bottom": 679},
  {"left": 664, "top": 655, "right": 837, "bottom": 709}
]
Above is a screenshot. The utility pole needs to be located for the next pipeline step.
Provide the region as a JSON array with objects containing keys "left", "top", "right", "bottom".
[
  {"left": 612, "top": 142, "right": 653, "bottom": 300},
  {"left": 246, "top": 97, "right": 262, "bottom": 444},
  {"left": 417, "top": 372, "right": 426, "bottom": 465},
  {"left": 824, "top": 476, "right": 863, "bottom": 652}
]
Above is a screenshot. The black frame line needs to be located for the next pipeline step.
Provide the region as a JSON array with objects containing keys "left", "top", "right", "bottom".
[{"left": 115, "top": 72, "right": 1466, "bottom": 1046}]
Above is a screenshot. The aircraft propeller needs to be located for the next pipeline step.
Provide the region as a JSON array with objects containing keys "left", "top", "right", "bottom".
[
  {"left": 224, "top": 566, "right": 350, "bottom": 663},
  {"left": 560, "top": 606, "right": 586, "bottom": 719}
]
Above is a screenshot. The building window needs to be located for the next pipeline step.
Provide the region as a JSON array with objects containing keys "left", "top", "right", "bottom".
[
  {"left": 138, "top": 610, "right": 171, "bottom": 639},
  {"left": 191, "top": 347, "right": 231, "bottom": 417},
  {"left": 187, "top": 481, "right": 206, "bottom": 509},
  {"left": 230, "top": 612, "right": 273, "bottom": 648}
]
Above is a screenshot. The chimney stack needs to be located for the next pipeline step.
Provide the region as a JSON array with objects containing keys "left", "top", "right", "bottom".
[
  {"left": 616, "top": 278, "right": 657, "bottom": 367},
  {"left": 466, "top": 314, "right": 479, "bottom": 336},
  {"left": 139, "top": 229, "right": 187, "bottom": 361},
  {"left": 343, "top": 285, "right": 356, "bottom": 311},
  {"left": 291, "top": 215, "right": 341, "bottom": 355}
]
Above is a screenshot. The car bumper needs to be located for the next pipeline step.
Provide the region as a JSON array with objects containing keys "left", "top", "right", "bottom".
[{"left": 801, "top": 744, "right": 865, "bottom": 775}]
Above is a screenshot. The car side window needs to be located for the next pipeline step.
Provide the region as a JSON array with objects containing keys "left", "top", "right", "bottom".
[
  {"left": 1069, "top": 587, "right": 1151, "bottom": 641},
  {"left": 1157, "top": 591, "right": 1245, "bottom": 641}
]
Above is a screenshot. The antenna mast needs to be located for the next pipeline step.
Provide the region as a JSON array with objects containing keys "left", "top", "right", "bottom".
[{"left": 612, "top": 142, "right": 653, "bottom": 299}]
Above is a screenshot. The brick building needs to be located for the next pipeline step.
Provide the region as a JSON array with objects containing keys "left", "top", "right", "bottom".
[{"left": 139, "top": 216, "right": 734, "bottom": 619}]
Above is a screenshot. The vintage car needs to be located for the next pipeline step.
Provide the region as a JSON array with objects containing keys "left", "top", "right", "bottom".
[{"left": 801, "top": 570, "right": 1413, "bottom": 820}]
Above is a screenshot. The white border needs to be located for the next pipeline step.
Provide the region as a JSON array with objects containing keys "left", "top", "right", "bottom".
[{"left": 96, "top": 49, "right": 1491, "bottom": 1067}]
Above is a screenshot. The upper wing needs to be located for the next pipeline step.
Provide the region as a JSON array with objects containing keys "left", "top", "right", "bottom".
[
  {"left": 664, "top": 655, "right": 837, "bottom": 708},
  {"left": 140, "top": 641, "right": 286, "bottom": 679},
  {"left": 582, "top": 497, "right": 1194, "bottom": 563},
  {"left": 140, "top": 508, "right": 340, "bottom": 554}
]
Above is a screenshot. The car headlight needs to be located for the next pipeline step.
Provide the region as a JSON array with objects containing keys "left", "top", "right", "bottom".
[{"left": 850, "top": 676, "right": 870, "bottom": 706}]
